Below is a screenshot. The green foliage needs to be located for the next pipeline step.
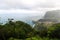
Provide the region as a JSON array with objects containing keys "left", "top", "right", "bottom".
[
  {"left": 48, "top": 23, "right": 60, "bottom": 38},
  {"left": 14, "top": 21, "right": 33, "bottom": 39},
  {"left": 0, "top": 20, "right": 33, "bottom": 40},
  {"left": 34, "top": 23, "right": 60, "bottom": 39},
  {"left": 34, "top": 23, "right": 48, "bottom": 37},
  {"left": 1, "top": 19, "right": 60, "bottom": 40}
]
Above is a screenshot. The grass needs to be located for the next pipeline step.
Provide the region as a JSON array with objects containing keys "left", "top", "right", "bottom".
[{"left": 8, "top": 36, "right": 60, "bottom": 40}]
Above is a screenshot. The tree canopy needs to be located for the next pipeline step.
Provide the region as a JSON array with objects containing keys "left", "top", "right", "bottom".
[{"left": 0, "top": 20, "right": 33, "bottom": 40}]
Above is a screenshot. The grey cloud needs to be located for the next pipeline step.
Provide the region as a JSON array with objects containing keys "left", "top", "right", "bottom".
[
  {"left": 39, "top": 3, "right": 55, "bottom": 8},
  {"left": 0, "top": 0, "right": 59, "bottom": 10}
]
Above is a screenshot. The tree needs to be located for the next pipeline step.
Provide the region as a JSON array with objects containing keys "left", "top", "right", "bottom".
[
  {"left": 34, "top": 23, "right": 48, "bottom": 37},
  {"left": 0, "top": 19, "right": 33, "bottom": 40},
  {"left": 48, "top": 23, "right": 60, "bottom": 38},
  {"left": 14, "top": 21, "right": 33, "bottom": 39}
]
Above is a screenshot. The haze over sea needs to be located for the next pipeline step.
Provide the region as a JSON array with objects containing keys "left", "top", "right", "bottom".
[{"left": 0, "top": 13, "right": 45, "bottom": 26}]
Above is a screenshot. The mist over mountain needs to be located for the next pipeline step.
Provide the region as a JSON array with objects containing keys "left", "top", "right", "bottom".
[
  {"left": 1, "top": 10, "right": 60, "bottom": 26},
  {"left": 44, "top": 10, "right": 60, "bottom": 23},
  {"left": 33, "top": 10, "right": 60, "bottom": 24}
]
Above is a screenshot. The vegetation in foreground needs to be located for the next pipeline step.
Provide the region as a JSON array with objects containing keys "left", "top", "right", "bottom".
[{"left": 0, "top": 19, "right": 60, "bottom": 40}]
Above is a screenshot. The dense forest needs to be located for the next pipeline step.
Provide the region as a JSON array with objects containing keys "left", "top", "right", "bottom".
[{"left": 0, "top": 19, "right": 60, "bottom": 40}]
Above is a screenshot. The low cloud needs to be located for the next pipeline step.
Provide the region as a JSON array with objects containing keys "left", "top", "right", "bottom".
[{"left": 0, "top": 0, "right": 60, "bottom": 15}]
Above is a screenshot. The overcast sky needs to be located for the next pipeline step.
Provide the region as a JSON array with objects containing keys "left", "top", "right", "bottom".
[{"left": 0, "top": 0, "right": 60, "bottom": 16}]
